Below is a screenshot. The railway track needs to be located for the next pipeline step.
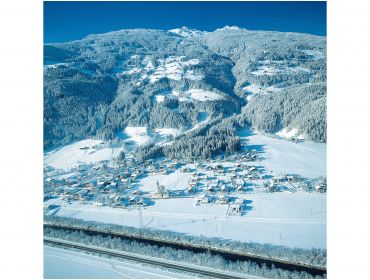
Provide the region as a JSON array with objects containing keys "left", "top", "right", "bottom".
[
  {"left": 44, "top": 223, "right": 327, "bottom": 277},
  {"left": 44, "top": 237, "right": 254, "bottom": 279}
]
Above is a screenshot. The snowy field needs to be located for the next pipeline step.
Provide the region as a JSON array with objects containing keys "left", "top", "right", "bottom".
[
  {"left": 116, "top": 55, "right": 203, "bottom": 83},
  {"left": 238, "top": 127, "right": 326, "bottom": 178},
  {"left": 251, "top": 60, "right": 310, "bottom": 76},
  {"left": 302, "top": 50, "right": 325, "bottom": 61},
  {"left": 44, "top": 245, "right": 193, "bottom": 279},
  {"left": 47, "top": 191, "right": 326, "bottom": 249},
  {"left": 242, "top": 83, "right": 282, "bottom": 101},
  {"left": 44, "top": 127, "right": 184, "bottom": 170},
  {"left": 275, "top": 128, "right": 305, "bottom": 141},
  {"left": 44, "top": 139, "right": 124, "bottom": 170}
]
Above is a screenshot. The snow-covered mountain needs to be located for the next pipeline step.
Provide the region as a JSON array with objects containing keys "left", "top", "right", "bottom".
[{"left": 44, "top": 26, "right": 326, "bottom": 153}]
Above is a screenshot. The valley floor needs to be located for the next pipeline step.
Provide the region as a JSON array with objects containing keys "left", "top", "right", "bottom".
[
  {"left": 44, "top": 127, "right": 326, "bottom": 249},
  {"left": 46, "top": 191, "right": 326, "bottom": 249}
]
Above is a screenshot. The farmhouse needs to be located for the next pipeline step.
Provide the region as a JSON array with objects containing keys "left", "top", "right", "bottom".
[
  {"left": 218, "top": 195, "right": 229, "bottom": 204},
  {"left": 129, "top": 195, "right": 141, "bottom": 204},
  {"left": 315, "top": 184, "right": 327, "bottom": 193},
  {"left": 197, "top": 194, "right": 211, "bottom": 204}
]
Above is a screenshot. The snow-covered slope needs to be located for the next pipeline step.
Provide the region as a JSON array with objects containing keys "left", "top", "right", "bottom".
[
  {"left": 238, "top": 127, "right": 326, "bottom": 178},
  {"left": 44, "top": 139, "right": 124, "bottom": 170}
]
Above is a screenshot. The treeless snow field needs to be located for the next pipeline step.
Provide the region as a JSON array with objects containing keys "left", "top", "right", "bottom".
[
  {"left": 238, "top": 127, "right": 326, "bottom": 178},
  {"left": 50, "top": 191, "right": 326, "bottom": 249},
  {"left": 44, "top": 139, "right": 124, "bottom": 170}
]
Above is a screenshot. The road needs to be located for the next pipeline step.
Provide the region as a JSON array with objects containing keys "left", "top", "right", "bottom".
[{"left": 44, "top": 237, "right": 259, "bottom": 279}]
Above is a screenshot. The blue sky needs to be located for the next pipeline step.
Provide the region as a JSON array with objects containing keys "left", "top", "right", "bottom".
[{"left": 44, "top": 1, "right": 326, "bottom": 43}]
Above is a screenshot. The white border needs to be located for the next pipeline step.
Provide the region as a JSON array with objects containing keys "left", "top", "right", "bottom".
[{"left": 2, "top": 0, "right": 370, "bottom": 279}]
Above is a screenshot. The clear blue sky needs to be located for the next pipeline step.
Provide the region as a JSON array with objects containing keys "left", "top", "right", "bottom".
[{"left": 44, "top": 1, "right": 326, "bottom": 43}]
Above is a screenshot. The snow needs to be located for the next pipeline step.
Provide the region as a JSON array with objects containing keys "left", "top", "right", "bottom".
[
  {"left": 155, "top": 94, "right": 166, "bottom": 103},
  {"left": 187, "top": 111, "right": 209, "bottom": 132},
  {"left": 302, "top": 50, "right": 325, "bottom": 61},
  {"left": 120, "top": 126, "right": 153, "bottom": 147},
  {"left": 188, "top": 89, "right": 223, "bottom": 101},
  {"left": 238, "top": 127, "right": 326, "bottom": 178},
  {"left": 117, "top": 126, "right": 182, "bottom": 149},
  {"left": 251, "top": 60, "right": 310, "bottom": 76},
  {"left": 168, "top": 26, "right": 207, "bottom": 37},
  {"left": 149, "top": 56, "right": 203, "bottom": 83},
  {"left": 115, "top": 55, "right": 203, "bottom": 82},
  {"left": 242, "top": 83, "right": 282, "bottom": 100},
  {"left": 174, "top": 89, "right": 223, "bottom": 102},
  {"left": 44, "top": 245, "right": 192, "bottom": 279},
  {"left": 276, "top": 128, "right": 302, "bottom": 139},
  {"left": 51, "top": 191, "right": 326, "bottom": 249},
  {"left": 44, "top": 139, "right": 124, "bottom": 171},
  {"left": 154, "top": 128, "right": 182, "bottom": 138}
]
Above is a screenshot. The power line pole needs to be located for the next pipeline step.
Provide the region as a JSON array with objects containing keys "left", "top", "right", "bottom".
[{"left": 138, "top": 206, "right": 143, "bottom": 229}]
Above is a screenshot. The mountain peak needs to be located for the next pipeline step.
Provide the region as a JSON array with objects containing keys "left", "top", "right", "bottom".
[{"left": 168, "top": 26, "right": 206, "bottom": 37}]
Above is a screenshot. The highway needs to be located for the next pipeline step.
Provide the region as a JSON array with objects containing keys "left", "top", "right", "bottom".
[
  {"left": 44, "top": 223, "right": 327, "bottom": 276},
  {"left": 44, "top": 237, "right": 259, "bottom": 279}
]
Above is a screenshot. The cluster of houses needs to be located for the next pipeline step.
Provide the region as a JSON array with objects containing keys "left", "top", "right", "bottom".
[{"left": 43, "top": 151, "right": 327, "bottom": 215}]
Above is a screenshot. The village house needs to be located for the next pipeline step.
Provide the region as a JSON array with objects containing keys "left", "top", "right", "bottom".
[
  {"left": 286, "top": 174, "right": 300, "bottom": 182},
  {"left": 180, "top": 167, "right": 192, "bottom": 173},
  {"left": 218, "top": 195, "right": 229, "bottom": 204},
  {"left": 273, "top": 174, "right": 286, "bottom": 184},
  {"left": 129, "top": 195, "right": 141, "bottom": 205},
  {"left": 315, "top": 183, "right": 327, "bottom": 193},
  {"left": 187, "top": 185, "right": 197, "bottom": 194},
  {"left": 197, "top": 193, "right": 211, "bottom": 204}
]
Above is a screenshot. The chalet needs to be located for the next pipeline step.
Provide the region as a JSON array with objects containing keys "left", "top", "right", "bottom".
[
  {"left": 315, "top": 184, "right": 327, "bottom": 193},
  {"left": 73, "top": 189, "right": 88, "bottom": 200},
  {"left": 228, "top": 167, "right": 237, "bottom": 173},
  {"left": 159, "top": 166, "right": 168, "bottom": 175},
  {"left": 286, "top": 174, "right": 300, "bottom": 182},
  {"left": 220, "top": 184, "right": 229, "bottom": 193},
  {"left": 205, "top": 165, "right": 213, "bottom": 171},
  {"left": 269, "top": 182, "right": 279, "bottom": 192},
  {"left": 197, "top": 194, "right": 211, "bottom": 204},
  {"left": 180, "top": 167, "right": 192, "bottom": 173},
  {"left": 218, "top": 195, "right": 229, "bottom": 204},
  {"left": 215, "top": 164, "right": 224, "bottom": 171},
  {"left": 273, "top": 175, "right": 286, "bottom": 184},
  {"left": 247, "top": 166, "right": 257, "bottom": 172},
  {"left": 94, "top": 201, "right": 103, "bottom": 207},
  {"left": 189, "top": 181, "right": 197, "bottom": 188},
  {"left": 207, "top": 184, "right": 216, "bottom": 192},
  {"left": 129, "top": 195, "right": 140, "bottom": 204},
  {"left": 168, "top": 162, "right": 178, "bottom": 169},
  {"left": 187, "top": 185, "right": 197, "bottom": 194},
  {"left": 229, "top": 203, "right": 241, "bottom": 214},
  {"left": 132, "top": 189, "right": 141, "bottom": 195}
]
